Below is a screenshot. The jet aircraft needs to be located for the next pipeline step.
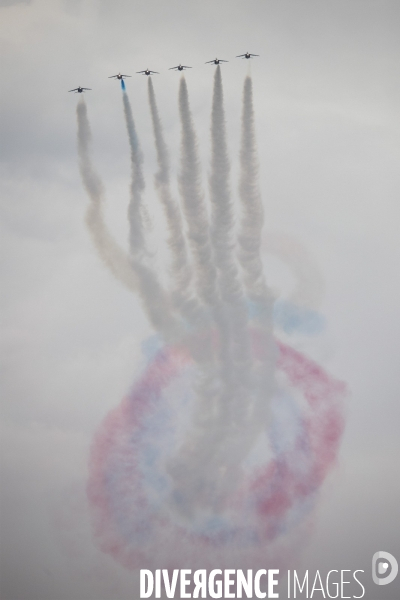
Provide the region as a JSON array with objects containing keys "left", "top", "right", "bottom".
[
  {"left": 137, "top": 69, "right": 159, "bottom": 76},
  {"left": 169, "top": 64, "right": 192, "bottom": 71},
  {"left": 109, "top": 73, "right": 131, "bottom": 80},
  {"left": 205, "top": 58, "right": 228, "bottom": 65},
  {"left": 236, "top": 52, "right": 259, "bottom": 59},
  {"left": 68, "top": 87, "right": 91, "bottom": 93}
]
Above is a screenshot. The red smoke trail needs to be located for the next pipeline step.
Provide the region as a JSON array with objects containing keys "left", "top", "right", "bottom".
[
  {"left": 87, "top": 336, "right": 345, "bottom": 570},
  {"left": 250, "top": 338, "right": 345, "bottom": 540}
]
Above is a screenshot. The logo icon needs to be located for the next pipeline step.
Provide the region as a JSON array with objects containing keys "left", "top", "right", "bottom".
[{"left": 372, "top": 551, "right": 398, "bottom": 585}]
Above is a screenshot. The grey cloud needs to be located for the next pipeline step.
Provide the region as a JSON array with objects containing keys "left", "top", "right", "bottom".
[
  {"left": 0, "top": 0, "right": 32, "bottom": 7},
  {"left": 1, "top": 0, "right": 399, "bottom": 597}
]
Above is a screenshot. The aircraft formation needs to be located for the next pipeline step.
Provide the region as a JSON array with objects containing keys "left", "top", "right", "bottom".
[{"left": 68, "top": 52, "right": 258, "bottom": 92}]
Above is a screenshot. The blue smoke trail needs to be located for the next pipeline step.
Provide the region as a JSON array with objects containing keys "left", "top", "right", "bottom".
[
  {"left": 121, "top": 79, "right": 126, "bottom": 91},
  {"left": 273, "top": 299, "right": 326, "bottom": 335}
]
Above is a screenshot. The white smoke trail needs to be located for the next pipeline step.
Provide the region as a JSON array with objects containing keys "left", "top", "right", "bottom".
[
  {"left": 238, "top": 76, "right": 273, "bottom": 308},
  {"left": 237, "top": 75, "right": 276, "bottom": 425},
  {"left": 122, "top": 90, "right": 147, "bottom": 256},
  {"left": 167, "top": 74, "right": 276, "bottom": 514},
  {"left": 176, "top": 78, "right": 220, "bottom": 316},
  {"left": 175, "top": 74, "right": 231, "bottom": 411},
  {"left": 174, "top": 75, "right": 278, "bottom": 507},
  {"left": 147, "top": 77, "right": 202, "bottom": 328},
  {"left": 76, "top": 97, "right": 138, "bottom": 292},
  {"left": 77, "top": 78, "right": 277, "bottom": 519},
  {"left": 203, "top": 66, "right": 258, "bottom": 496},
  {"left": 166, "top": 76, "right": 241, "bottom": 513},
  {"left": 208, "top": 65, "right": 250, "bottom": 383},
  {"left": 173, "top": 74, "right": 279, "bottom": 513},
  {"left": 121, "top": 89, "right": 179, "bottom": 339}
]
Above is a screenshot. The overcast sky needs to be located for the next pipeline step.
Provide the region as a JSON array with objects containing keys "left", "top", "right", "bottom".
[{"left": 1, "top": 1, "right": 400, "bottom": 599}]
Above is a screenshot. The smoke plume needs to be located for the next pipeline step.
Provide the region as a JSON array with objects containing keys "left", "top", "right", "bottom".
[{"left": 74, "top": 73, "right": 346, "bottom": 570}]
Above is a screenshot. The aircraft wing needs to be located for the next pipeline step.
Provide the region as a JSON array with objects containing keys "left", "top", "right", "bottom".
[
  {"left": 169, "top": 66, "right": 179, "bottom": 70},
  {"left": 68, "top": 88, "right": 79, "bottom": 92},
  {"left": 205, "top": 60, "right": 215, "bottom": 64},
  {"left": 236, "top": 54, "right": 246, "bottom": 58},
  {"left": 82, "top": 88, "right": 92, "bottom": 90},
  {"left": 182, "top": 66, "right": 192, "bottom": 69},
  {"left": 122, "top": 75, "right": 132, "bottom": 77},
  {"left": 250, "top": 54, "right": 259, "bottom": 57},
  {"left": 150, "top": 71, "right": 159, "bottom": 74},
  {"left": 108, "top": 75, "right": 118, "bottom": 78}
]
